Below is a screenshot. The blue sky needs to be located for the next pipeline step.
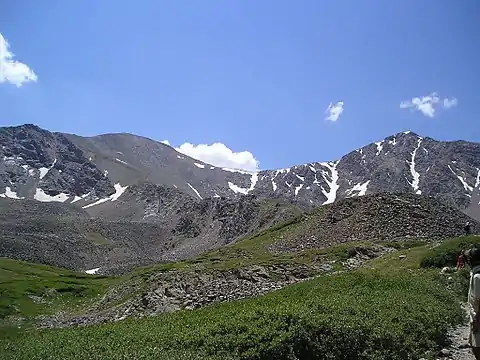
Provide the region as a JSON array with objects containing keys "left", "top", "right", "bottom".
[{"left": 0, "top": 1, "right": 479, "bottom": 171}]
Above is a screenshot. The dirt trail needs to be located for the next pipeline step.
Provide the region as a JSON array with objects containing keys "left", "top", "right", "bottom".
[{"left": 440, "top": 305, "right": 474, "bottom": 360}]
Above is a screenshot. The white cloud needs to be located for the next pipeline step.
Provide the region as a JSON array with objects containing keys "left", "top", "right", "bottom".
[
  {"left": 161, "top": 140, "right": 171, "bottom": 145},
  {"left": 443, "top": 97, "right": 458, "bottom": 109},
  {"left": 400, "top": 92, "right": 457, "bottom": 117},
  {"left": 325, "top": 101, "right": 344, "bottom": 122},
  {"left": 0, "top": 33, "right": 37, "bottom": 87},
  {"left": 173, "top": 142, "right": 259, "bottom": 172}
]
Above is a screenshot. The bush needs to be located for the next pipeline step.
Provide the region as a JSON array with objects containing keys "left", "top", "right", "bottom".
[{"left": 420, "top": 235, "right": 480, "bottom": 268}]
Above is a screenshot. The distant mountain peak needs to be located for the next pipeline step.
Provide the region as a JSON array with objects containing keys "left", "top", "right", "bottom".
[{"left": 392, "top": 130, "right": 421, "bottom": 138}]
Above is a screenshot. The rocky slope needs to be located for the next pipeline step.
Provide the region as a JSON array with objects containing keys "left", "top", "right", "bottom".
[
  {"left": 0, "top": 124, "right": 479, "bottom": 222},
  {"left": 268, "top": 192, "right": 480, "bottom": 254},
  {"left": 0, "top": 193, "right": 299, "bottom": 274}
]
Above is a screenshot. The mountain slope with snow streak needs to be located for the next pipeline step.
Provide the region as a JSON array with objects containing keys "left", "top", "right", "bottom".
[{"left": 1, "top": 125, "right": 480, "bottom": 221}]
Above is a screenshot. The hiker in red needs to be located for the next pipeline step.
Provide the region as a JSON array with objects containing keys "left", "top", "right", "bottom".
[{"left": 458, "top": 251, "right": 465, "bottom": 270}]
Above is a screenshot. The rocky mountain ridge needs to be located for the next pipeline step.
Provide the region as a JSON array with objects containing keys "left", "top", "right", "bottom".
[{"left": 0, "top": 124, "right": 479, "bottom": 221}]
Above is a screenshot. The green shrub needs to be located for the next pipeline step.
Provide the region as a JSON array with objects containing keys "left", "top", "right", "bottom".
[{"left": 420, "top": 235, "right": 480, "bottom": 268}]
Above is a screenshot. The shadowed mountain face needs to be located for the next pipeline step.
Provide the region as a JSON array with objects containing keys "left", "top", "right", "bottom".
[{"left": 0, "top": 124, "right": 479, "bottom": 221}]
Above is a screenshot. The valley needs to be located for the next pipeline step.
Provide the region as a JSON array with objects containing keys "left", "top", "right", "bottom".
[{"left": 1, "top": 235, "right": 478, "bottom": 359}]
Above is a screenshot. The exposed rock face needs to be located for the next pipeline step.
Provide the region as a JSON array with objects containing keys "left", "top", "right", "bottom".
[
  {"left": 0, "top": 124, "right": 114, "bottom": 201},
  {"left": 0, "top": 125, "right": 480, "bottom": 221},
  {"left": 269, "top": 192, "right": 480, "bottom": 254}
]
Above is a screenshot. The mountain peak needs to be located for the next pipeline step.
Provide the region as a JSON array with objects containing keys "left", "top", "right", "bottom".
[{"left": 396, "top": 130, "right": 421, "bottom": 138}]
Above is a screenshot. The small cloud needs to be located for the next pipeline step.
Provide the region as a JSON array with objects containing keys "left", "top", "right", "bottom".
[
  {"left": 443, "top": 97, "right": 458, "bottom": 109},
  {"left": 325, "top": 101, "right": 344, "bottom": 122},
  {"left": 400, "top": 92, "right": 457, "bottom": 117},
  {"left": 165, "top": 141, "right": 259, "bottom": 171},
  {"left": 0, "top": 33, "right": 37, "bottom": 87}
]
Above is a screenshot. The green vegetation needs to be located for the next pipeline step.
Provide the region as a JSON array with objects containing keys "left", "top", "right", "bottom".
[
  {"left": 420, "top": 235, "right": 480, "bottom": 269},
  {"left": 0, "top": 258, "right": 116, "bottom": 321},
  {"left": 85, "top": 232, "right": 113, "bottom": 245},
  {"left": 0, "top": 237, "right": 473, "bottom": 360}
]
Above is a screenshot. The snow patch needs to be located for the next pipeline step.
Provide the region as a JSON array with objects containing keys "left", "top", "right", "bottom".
[
  {"left": 38, "top": 167, "right": 49, "bottom": 179},
  {"left": 319, "top": 161, "right": 340, "bottom": 204},
  {"left": 213, "top": 193, "right": 220, "bottom": 198},
  {"left": 89, "top": 157, "right": 92, "bottom": 161},
  {"left": 406, "top": 139, "right": 422, "bottom": 194},
  {"left": 115, "top": 158, "right": 128, "bottom": 165},
  {"left": 221, "top": 167, "right": 253, "bottom": 175},
  {"left": 28, "top": 169, "right": 35, "bottom": 176},
  {"left": 423, "top": 148, "right": 428, "bottom": 155},
  {"left": 294, "top": 183, "right": 303, "bottom": 196},
  {"left": 116, "top": 151, "right": 123, "bottom": 155},
  {"left": 295, "top": 174, "right": 305, "bottom": 182},
  {"left": 475, "top": 169, "right": 480, "bottom": 189},
  {"left": 82, "top": 198, "right": 109, "bottom": 209},
  {"left": 194, "top": 163, "right": 205, "bottom": 169},
  {"left": 34, "top": 188, "right": 69, "bottom": 202},
  {"left": 0, "top": 187, "right": 23, "bottom": 199},
  {"left": 3, "top": 155, "right": 23, "bottom": 166},
  {"left": 104, "top": 170, "right": 109, "bottom": 177},
  {"left": 227, "top": 173, "right": 258, "bottom": 195},
  {"left": 82, "top": 183, "right": 128, "bottom": 209},
  {"left": 21, "top": 164, "right": 29, "bottom": 170},
  {"left": 187, "top": 183, "right": 203, "bottom": 200},
  {"left": 285, "top": 181, "right": 292, "bottom": 188},
  {"left": 388, "top": 137, "right": 397, "bottom": 146},
  {"left": 177, "top": 155, "right": 185, "bottom": 160},
  {"left": 71, "top": 193, "right": 90, "bottom": 204},
  {"left": 309, "top": 165, "right": 316, "bottom": 173},
  {"left": 375, "top": 141, "right": 384, "bottom": 156},
  {"left": 250, "top": 173, "right": 258, "bottom": 191},
  {"left": 448, "top": 165, "right": 473, "bottom": 192},
  {"left": 111, "top": 183, "right": 128, "bottom": 201},
  {"left": 275, "top": 167, "right": 290, "bottom": 174},
  {"left": 173, "top": 184, "right": 178, "bottom": 188},
  {"left": 228, "top": 182, "right": 248, "bottom": 195},
  {"left": 39, "top": 158, "right": 57, "bottom": 180},
  {"left": 210, "top": 166, "right": 215, "bottom": 170},
  {"left": 271, "top": 180, "right": 277, "bottom": 192},
  {"left": 345, "top": 180, "right": 370, "bottom": 197},
  {"left": 85, "top": 268, "right": 100, "bottom": 275}
]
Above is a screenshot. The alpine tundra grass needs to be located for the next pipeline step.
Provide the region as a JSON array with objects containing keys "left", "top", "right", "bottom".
[{"left": 1, "top": 236, "right": 477, "bottom": 360}]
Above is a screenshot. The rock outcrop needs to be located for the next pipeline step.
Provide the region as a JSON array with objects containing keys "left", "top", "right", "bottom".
[{"left": 38, "top": 245, "right": 392, "bottom": 329}]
